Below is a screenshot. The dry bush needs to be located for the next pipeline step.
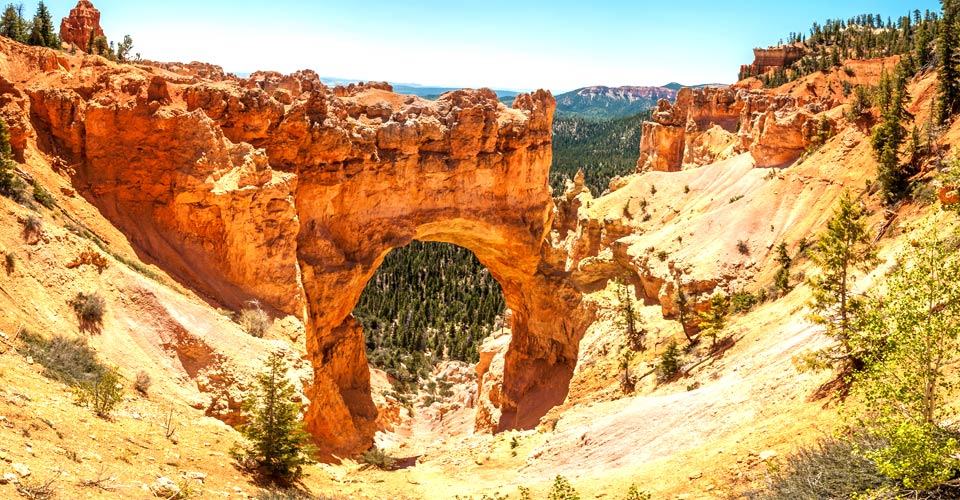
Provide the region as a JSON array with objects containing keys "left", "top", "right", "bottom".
[
  {"left": 238, "top": 300, "right": 271, "bottom": 338},
  {"left": 69, "top": 291, "right": 105, "bottom": 333}
]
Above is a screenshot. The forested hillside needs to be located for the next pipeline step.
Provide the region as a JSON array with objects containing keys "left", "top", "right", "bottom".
[
  {"left": 742, "top": 9, "right": 940, "bottom": 87},
  {"left": 353, "top": 241, "right": 506, "bottom": 389},
  {"left": 550, "top": 110, "right": 652, "bottom": 194}
]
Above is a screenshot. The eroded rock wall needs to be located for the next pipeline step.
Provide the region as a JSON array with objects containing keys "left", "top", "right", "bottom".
[
  {"left": 0, "top": 36, "right": 592, "bottom": 457},
  {"left": 637, "top": 86, "right": 832, "bottom": 172}
]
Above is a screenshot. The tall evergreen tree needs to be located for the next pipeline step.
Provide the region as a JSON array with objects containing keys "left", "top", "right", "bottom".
[
  {"left": 871, "top": 66, "right": 912, "bottom": 204},
  {"left": 232, "top": 352, "right": 316, "bottom": 482},
  {"left": 26, "top": 1, "right": 56, "bottom": 48},
  {"left": 804, "top": 190, "right": 877, "bottom": 373},
  {"left": 938, "top": 0, "right": 960, "bottom": 123},
  {"left": 0, "top": 4, "right": 25, "bottom": 42}
]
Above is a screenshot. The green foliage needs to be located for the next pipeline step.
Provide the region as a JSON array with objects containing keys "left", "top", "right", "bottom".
[
  {"left": 698, "top": 293, "right": 729, "bottom": 348},
  {"left": 31, "top": 179, "right": 54, "bottom": 209},
  {"left": 0, "top": 117, "right": 30, "bottom": 205},
  {"left": 853, "top": 224, "right": 960, "bottom": 489},
  {"left": 615, "top": 279, "right": 644, "bottom": 351},
  {"left": 845, "top": 85, "right": 873, "bottom": 122},
  {"left": 355, "top": 241, "right": 505, "bottom": 391},
  {"left": 547, "top": 475, "right": 580, "bottom": 500},
  {"left": 938, "top": 0, "right": 960, "bottom": 123},
  {"left": 69, "top": 291, "right": 105, "bottom": 333},
  {"left": 4, "top": 250, "right": 14, "bottom": 273},
  {"left": 774, "top": 241, "right": 793, "bottom": 295},
  {"left": 18, "top": 329, "right": 108, "bottom": 385},
  {"left": 26, "top": 1, "right": 57, "bottom": 48},
  {"left": 730, "top": 290, "right": 759, "bottom": 313},
  {"left": 675, "top": 290, "right": 695, "bottom": 344},
  {"left": 550, "top": 111, "right": 652, "bottom": 195},
  {"left": 116, "top": 34, "right": 135, "bottom": 62},
  {"left": 233, "top": 352, "right": 317, "bottom": 483},
  {"left": 255, "top": 489, "right": 345, "bottom": 500},
  {"left": 744, "top": 12, "right": 939, "bottom": 88},
  {"left": 0, "top": 4, "right": 26, "bottom": 43},
  {"left": 805, "top": 191, "right": 876, "bottom": 373},
  {"left": 871, "top": 65, "right": 913, "bottom": 204},
  {"left": 357, "top": 447, "right": 396, "bottom": 471},
  {"left": 657, "top": 339, "right": 683, "bottom": 382},
  {"left": 622, "top": 485, "right": 651, "bottom": 500},
  {"left": 74, "top": 366, "right": 123, "bottom": 418}
]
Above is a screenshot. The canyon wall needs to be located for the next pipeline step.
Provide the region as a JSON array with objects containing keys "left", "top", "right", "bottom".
[
  {"left": 0, "top": 37, "right": 592, "bottom": 456},
  {"left": 739, "top": 45, "right": 805, "bottom": 78},
  {"left": 637, "top": 86, "right": 833, "bottom": 172}
]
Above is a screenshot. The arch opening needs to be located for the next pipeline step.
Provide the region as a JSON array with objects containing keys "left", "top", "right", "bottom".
[{"left": 353, "top": 240, "right": 508, "bottom": 441}]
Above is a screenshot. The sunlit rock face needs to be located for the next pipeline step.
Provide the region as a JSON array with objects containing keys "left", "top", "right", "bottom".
[{"left": 1, "top": 34, "right": 593, "bottom": 457}]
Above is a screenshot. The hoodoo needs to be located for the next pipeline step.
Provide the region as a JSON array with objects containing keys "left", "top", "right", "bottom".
[{"left": 59, "top": 0, "right": 104, "bottom": 51}]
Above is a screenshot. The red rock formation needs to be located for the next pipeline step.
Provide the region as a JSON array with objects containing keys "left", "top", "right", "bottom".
[
  {"left": 637, "top": 86, "right": 829, "bottom": 171},
  {"left": 59, "top": 0, "right": 104, "bottom": 52},
  {"left": 739, "top": 45, "right": 804, "bottom": 78},
  {"left": 0, "top": 36, "right": 593, "bottom": 457}
]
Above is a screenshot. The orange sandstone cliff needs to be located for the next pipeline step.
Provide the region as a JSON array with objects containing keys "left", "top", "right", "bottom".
[
  {"left": 0, "top": 36, "right": 595, "bottom": 456},
  {"left": 637, "top": 85, "right": 835, "bottom": 172}
]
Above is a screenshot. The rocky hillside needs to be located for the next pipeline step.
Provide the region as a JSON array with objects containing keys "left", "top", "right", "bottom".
[{"left": 0, "top": 3, "right": 957, "bottom": 499}]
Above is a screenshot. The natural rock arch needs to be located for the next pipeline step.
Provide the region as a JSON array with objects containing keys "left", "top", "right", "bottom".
[
  {"left": 3, "top": 41, "right": 591, "bottom": 458},
  {"left": 290, "top": 88, "right": 591, "bottom": 455}
]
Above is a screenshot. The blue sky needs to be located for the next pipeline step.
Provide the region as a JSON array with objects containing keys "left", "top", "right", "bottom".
[{"left": 41, "top": 0, "right": 942, "bottom": 92}]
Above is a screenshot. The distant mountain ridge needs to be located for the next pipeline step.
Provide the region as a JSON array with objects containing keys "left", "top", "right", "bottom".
[
  {"left": 662, "top": 82, "right": 729, "bottom": 90},
  {"left": 554, "top": 85, "right": 677, "bottom": 119}
]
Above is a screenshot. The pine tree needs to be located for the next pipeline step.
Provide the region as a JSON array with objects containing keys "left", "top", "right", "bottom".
[
  {"left": 0, "top": 117, "right": 18, "bottom": 196},
  {"left": 938, "top": 0, "right": 960, "bottom": 123},
  {"left": 615, "top": 279, "right": 644, "bottom": 351},
  {"left": 805, "top": 190, "right": 877, "bottom": 373},
  {"left": 871, "top": 66, "right": 912, "bottom": 204},
  {"left": 0, "top": 4, "right": 24, "bottom": 42},
  {"left": 232, "top": 352, "right": 317, "bottom": 482},
  {"left": 34, "top": 1, "right": 55, "bottom": 47},
  {"left": 698, "top": 293, "right": 729, "bottom": 349}
]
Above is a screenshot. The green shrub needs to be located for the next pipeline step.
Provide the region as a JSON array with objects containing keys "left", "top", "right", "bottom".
[
  {"left": 548, "top": 475, "right": 580, "bottom": 500},
  {"left": 730, "top": 291, "right": 759, "bottom": 313},
  {"left": 18, "top": 330, "right": 106, "bottom": 384},
  {"left": 75, "top": 367, "right": 124, "bottom": 418},
  {"left": 657, "top": 340, "right": 683, "bottom": 382},
  {"left": 357, "top": 447, "right": 396, "bottom": 471},
  {"left": 31, "top": 180, "right": 54, "bottom": 209},
  {"left": 69, "top": 291, "right": 105, "bottom": 333},
  {"left": 623, "top": 485, "right": 652, "bottom": 500},
  {"left": 4, "top": 251, "right": 13, "bottom": 273}
]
